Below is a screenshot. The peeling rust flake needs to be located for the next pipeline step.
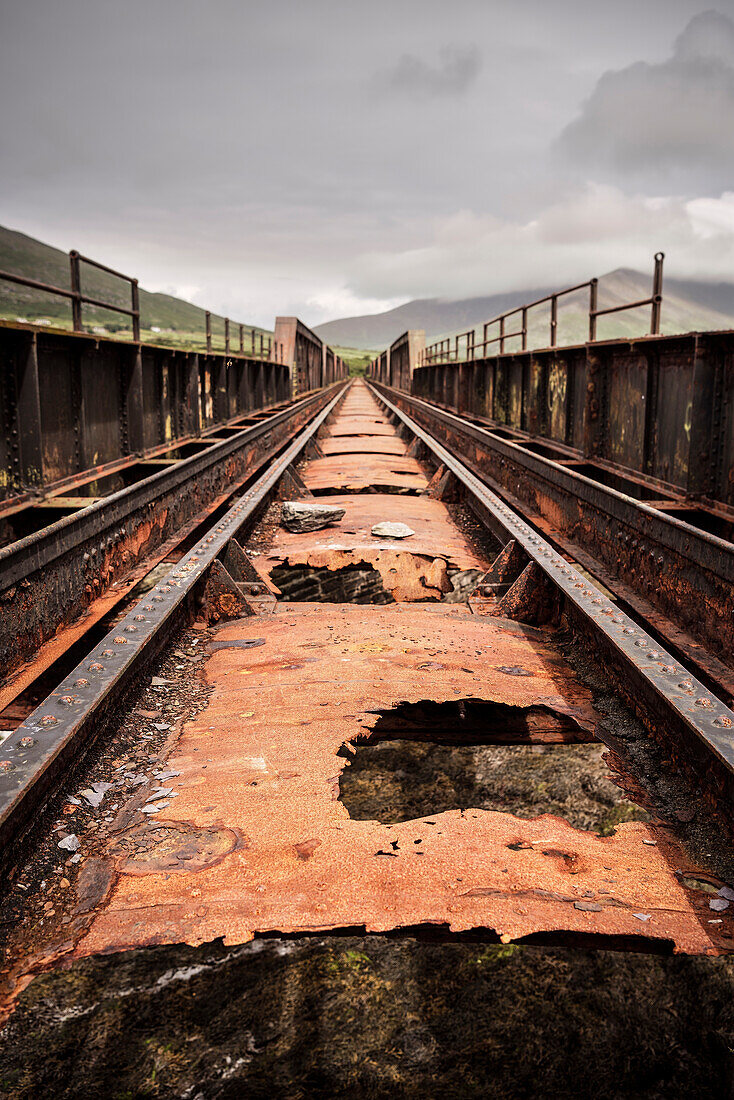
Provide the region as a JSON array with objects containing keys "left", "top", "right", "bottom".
[{"left": 108, "top": 821, "right": 246, "bottom": 876}]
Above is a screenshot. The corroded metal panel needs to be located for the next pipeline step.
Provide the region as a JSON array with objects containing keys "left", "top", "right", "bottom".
[{"left": 606, "top": 352, "right": 648, "bottom": 471}]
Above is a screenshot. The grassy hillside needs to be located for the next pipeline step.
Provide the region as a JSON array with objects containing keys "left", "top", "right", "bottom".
[
  {"left": 315, "top": 269, "right": 734, "bottom": 351},
  {"left": 331, "top": 345, "right": 379, "bottom": 376},
  {"left": 0, "top": 224, "right": 272, "bottom": 350}
]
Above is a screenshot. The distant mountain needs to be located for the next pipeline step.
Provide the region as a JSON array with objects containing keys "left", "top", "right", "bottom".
[
  {"left": 0, "top": 224, "right": 270, "bottom": 338},
  {"left": 314, "top": 269, "right": 734, "bottom": 351}
]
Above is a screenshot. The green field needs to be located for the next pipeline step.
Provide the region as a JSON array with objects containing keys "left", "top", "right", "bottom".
[{"left": 331, "top": 345, "right": 377, "bottom": 375}]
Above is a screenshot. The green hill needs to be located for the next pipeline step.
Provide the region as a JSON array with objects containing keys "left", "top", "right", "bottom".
[
  {"left": 0, "top": 224, "right": 271, "bottom": 350},
  {"left": 315, "top": 269, "right": 734, "bottom": 351}
]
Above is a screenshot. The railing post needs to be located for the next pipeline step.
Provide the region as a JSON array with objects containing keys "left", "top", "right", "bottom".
[
  {"left": 550, "top": 295, "right": 557, "bottom": 348},
  {"left": 651, "top": 251, "right": 664, "bottom": 334},
  {"left": 224, "top": 317, "right": 230, "bottom": 357},
  {"left": 239, "top": 324, "right": 244, "bottom": 354},
  {"left": 185, "top": 352, "right": 201, "bottom": 437},
  {"left": 251, "top": 328, "right": 256, "bottom": 356},
  {"left": 69, "top": 251, "right": 82, "bottom": 332},
  {"left": 131, "top": 279, "right": 140, "bottom": 342},
  {"left": 521, "top": 307, "right": 528, "bottom": 351},
  {"left": 589, "top": 279, "right": 598, "bottom": 342},
  {"left": 16, "top": 333, "right": 44, "bottom": 490},
  {"left": 205, "top": 311, "right": 212, "bottom": 354},
  {"left": 499, "top": 315, "right": 505, "bottom": 355},
  {"left": 260, "top": 333, "right": 264, "bottom": 358},
  {"left": 124, "top": 345, "right": 146, "bottom": 454}
]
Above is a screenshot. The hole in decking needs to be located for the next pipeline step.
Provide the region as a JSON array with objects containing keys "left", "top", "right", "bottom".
[
  {"left": 308, "top": 483, "right": 423, "bottom": 497},
  {"left": 270, "top": 562, "right": 395, "bottom": 604},
  {"left": 269, "top": 563, "right": 483, "bottom": 605},
  {"left": 338, "top": 701, "right": 649, "bottom": 833}
]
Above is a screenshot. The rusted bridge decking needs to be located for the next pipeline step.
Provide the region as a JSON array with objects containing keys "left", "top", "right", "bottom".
[
  {"left": 3, "top": 380, "right": 734, "bottom": 1021},
  {"left": 62, "top": 603, "right": 733, "bottom": 960}
]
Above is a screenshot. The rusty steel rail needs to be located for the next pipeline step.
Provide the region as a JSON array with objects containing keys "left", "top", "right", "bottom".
[
  {"left": 368, "top": 380, "right": 734, "bottom": 821},
  {"left": 0, "top": 383, "right": 349, "bottom": 862},
  {"left": 419, "top": 252, "right": 664, "bottom": 364}
]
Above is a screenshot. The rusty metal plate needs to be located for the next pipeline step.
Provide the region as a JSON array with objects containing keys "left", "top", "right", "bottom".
[
  {"left": 302, "top": 455, "right": 428, "bottom": 493},
  {"left": 319, "top": 437, "right": 407, "bottom": 456},
  {"left": 326, "top": 417, "right": 399, "bottom": 438},
  {"left": 261, "top": 494, "right": 486, "bottom": 601},
  {"left": 17, "top": 603, "right": 733, "bottom": 974}
]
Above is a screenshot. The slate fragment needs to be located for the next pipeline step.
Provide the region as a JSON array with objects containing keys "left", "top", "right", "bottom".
[
  {"left": 371, "top": 521, "right": 415, "bottom": 539},
  {"left": 281, "top": 501, "right": 345, "bottom": 533}
]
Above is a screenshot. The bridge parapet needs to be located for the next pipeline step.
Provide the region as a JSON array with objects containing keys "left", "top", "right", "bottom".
[
  {"left": 369, "top": 329, "right": 425, "bottom": 390},
  {"left": 0, "top": 314, "right": 338, "bottom": 504},
  {"left": 408, "top": 330, "right": 734, "bottom": 507},
  {"left": 274, "top": 316, "right": 346, "bottom": 394}
]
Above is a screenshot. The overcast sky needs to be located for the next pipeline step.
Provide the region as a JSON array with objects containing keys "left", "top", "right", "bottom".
[{"left": 0, "top": 0, "right": 732, "bottom": 326}]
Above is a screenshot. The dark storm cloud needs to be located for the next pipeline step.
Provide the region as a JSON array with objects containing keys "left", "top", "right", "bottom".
[
  {"left": 381, "top": 46, "right": 482, "bottom": 96},
  {"left": 556, "top": 10, "right": 734, "bottom": 193}
]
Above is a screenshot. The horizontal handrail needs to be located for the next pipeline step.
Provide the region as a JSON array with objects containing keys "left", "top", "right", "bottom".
[{"left": 0, "top": 269, "right": 76, "bottom": 300}]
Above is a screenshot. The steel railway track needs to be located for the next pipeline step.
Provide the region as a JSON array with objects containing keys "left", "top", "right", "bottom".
[
  {"left": 0, "top": 384, "right": 338, "bottom": 716},
  {"left": 370, "top": 381, "right": 734, "bottom": 703},
  {"left": 2, "top": 378, "right": 734, "bottom": 1024}
]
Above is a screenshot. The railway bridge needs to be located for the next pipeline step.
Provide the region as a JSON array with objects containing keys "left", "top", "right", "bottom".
[{"left": 1, "top": 251, "right": 734, "bottom": 1090}]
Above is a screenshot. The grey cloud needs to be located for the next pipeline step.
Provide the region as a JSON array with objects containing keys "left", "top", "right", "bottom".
[
  {"left": 0, "top": 0, "right": 718, "bottom": 325},
  {"left": 556, "top": 10, "right": 734, "bottom": 194},
  {"left": 381, "top": 46, "right": 482, "bottom": 96}
]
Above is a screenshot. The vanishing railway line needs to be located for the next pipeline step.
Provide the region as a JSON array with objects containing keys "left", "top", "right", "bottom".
[{"left": 2, "top": 373, "right": 734, "bottom": 1032}]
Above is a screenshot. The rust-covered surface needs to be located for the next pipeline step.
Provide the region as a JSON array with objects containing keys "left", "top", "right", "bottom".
[
  {"left": 302, "top": 454, "right": 428, "bottom": 494},
  {"left": 300, "top": 388, "right": 427, "bottom": 493},
  {"left": 3, "top": 379, "right": 734, "bottom": 1028},
  {"left": 2, "top": 601, "right": 731, "bottom": 1013},
  {"left": 260, "top": 494, "right": 485, "bottom": 601},
  {"left": 260, "top": 385, "right": 482, "bottom": 599},
  {"left": 320, "top": 436, "right": 407, "bottom": 456},
  {"left": 327, "top": 416, "right": 398, "bottom": 438}
]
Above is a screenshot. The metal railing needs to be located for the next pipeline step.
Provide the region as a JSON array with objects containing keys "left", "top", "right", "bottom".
[
  {"left": 0, "top": 250, "right": 141, "bottom": 340},
  {"left": 0, "top": 248, "right": 279, "bottom": 359},
  {"left": 204, "top": 312, "right": 283, "bottom": 361},
  {"left": 421, "top": 252, "right": 664, "bottom": 365}
]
